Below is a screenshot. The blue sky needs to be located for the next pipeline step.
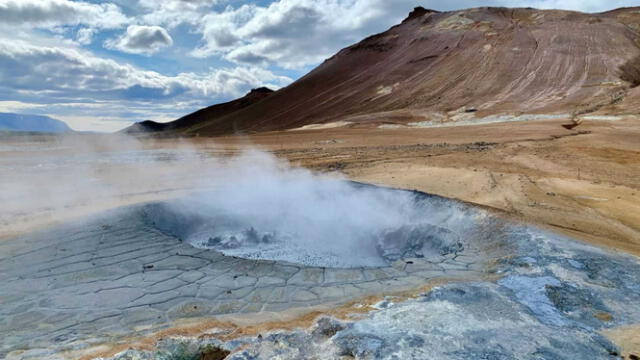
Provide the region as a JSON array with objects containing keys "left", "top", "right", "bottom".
[{"left": 0, "top": 0, "right": 636, "bottom": 132}]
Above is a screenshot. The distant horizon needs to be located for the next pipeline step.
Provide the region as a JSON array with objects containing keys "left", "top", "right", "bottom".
[{"left": 0, "top": 0, "right": 637, "bottom": 132}]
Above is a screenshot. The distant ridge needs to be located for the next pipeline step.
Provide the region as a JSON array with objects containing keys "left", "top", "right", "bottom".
[{"left": 0, "top": 113, "right": 72, "bottom": 133}]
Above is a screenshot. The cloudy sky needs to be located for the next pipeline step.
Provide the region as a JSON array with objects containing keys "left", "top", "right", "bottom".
[{"left": 0, "top": 0, "right": 636, "bottom": 131}]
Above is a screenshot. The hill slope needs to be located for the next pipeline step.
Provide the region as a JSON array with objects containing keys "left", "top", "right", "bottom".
[
  {"left": 123, "top": 87, "right": 274, "bottom": 135},
  {"left": 0, "top": 113, "right": 72, "bottom": 133},
  {"left": 151, "top": 6, "right": 640, "bottom": 136}
]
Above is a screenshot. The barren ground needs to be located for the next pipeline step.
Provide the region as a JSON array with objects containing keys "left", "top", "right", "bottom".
[{"left": 2, "top": 116, "right": 639, "bottom": 359}]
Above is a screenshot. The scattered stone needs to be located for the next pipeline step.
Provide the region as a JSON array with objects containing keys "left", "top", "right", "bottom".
[
  {"left": 594, "top": 312, "right": 614, "bottom": 322},
  {"left": 200, "top": 345, "right": 231, "bottom": 360},
  {"left": 312, "top": 317, "right": 346, "bottom": 339},
  {"left": 376, "top": 223, "right": 463, "bottom": 262}
]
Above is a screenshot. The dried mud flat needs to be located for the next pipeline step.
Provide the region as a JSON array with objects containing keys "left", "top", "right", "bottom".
[{"left": 2, "top": 116, "right": 640, "bottom": 359}]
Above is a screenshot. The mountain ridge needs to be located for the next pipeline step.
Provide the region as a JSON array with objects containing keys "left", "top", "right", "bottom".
[
  {"left": 0, "top": 113, "right": 72, "bottom": 133},
  {"left": 128, "top": 6, "right": 640, "bottom": 136}
]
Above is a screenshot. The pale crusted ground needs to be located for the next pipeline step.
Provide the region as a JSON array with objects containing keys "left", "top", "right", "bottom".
[{"left": 1, "top": 116, "right": 639, "bottom": 358}]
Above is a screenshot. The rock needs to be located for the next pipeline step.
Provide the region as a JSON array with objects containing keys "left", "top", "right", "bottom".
[
  {"left": 402, "top": 6, "right": 438, "bottom": 23},
  {"left": 376, "top": 223, "right": 462, "bottom": 262},
  {"left": 334, "top": 333, "right": 385, "bottom": 358},
  {"left": 200, "top": 345, "right": 231, "bottom": 360},
  {"left": 312, "top": 317, "right": 346, "bottom": 339},
  {"left": 207, "top": 236, "right": 222, "bottom": 246},
  {"left": 545, "top": 283, "right": 610, "bottom": 327},
  {"left": 242, "top": 227, "right": 260, "bottom": 243}
]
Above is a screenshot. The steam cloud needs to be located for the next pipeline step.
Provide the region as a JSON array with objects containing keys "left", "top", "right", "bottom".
[
  {"left": 145, "top": 151, "right": 474, "bottom": 268},
  {"left": 1, "top": 134, "right": 475, "bottom": 268}
]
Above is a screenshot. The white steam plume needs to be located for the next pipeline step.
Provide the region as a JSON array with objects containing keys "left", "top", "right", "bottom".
[{"left": 1, "top": 134, "right": 474, "bottom": 268}]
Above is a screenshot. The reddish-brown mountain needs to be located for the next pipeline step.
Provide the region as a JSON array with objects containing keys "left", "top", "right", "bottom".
[{"left": 129, "top": 6, "right": 640, "bottom": 136}]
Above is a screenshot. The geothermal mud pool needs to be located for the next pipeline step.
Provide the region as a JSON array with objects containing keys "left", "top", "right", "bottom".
[
  {"left": 1, "top": 182, "right": 639, "bottom": 360},
  {"left": 143, "top": 183, "right": 485, "bottom": 269}
]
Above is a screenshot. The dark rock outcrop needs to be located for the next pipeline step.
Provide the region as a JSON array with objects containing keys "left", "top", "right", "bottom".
[
  {"left": 376, "top": 224, "right": 462, "bottom": 262},
  {"left": 402, "top": 6, "right": 438, "bottom": 23}
]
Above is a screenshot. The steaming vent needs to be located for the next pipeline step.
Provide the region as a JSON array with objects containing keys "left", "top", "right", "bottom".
[{"left": 143, "top": 182, "right": 485, "bottom": 269}]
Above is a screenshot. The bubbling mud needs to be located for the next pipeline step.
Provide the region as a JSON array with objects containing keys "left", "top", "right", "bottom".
[{"left": 143, "top": 183, "right": 481, "bottom": 269}]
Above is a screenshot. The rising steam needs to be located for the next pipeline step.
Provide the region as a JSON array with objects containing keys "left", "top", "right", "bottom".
[
  {"left": 1, "top": 134, "right": 475, "bottom": 268},
  {"left": 145, "top": 151, "right": 474, "bottom": 268}
]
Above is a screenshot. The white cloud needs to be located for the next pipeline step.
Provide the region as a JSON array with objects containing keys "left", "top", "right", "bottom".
[
  {"left": 0, "top": 0, "right": 129, "bottom": 29},
  {"left": 105, "top": 25, "right": 173, "bottom": 55},
  {"left": 190, "top": 0, "right": 418, "bottom": 69},
  {"left": 75, "top": 27, "right": 95, "bottom": 45},
  {"left": 137, "top": 0, "right": 221, "bottom": 28},
  {"left": 188, "top": 0, "right": 640, "bottom": 69},
  {"left": 0, "top": 38, "right": 290, "bottom": 98},
  {"left": 0, "top": 36, "right": 292, "bottom": 131}
]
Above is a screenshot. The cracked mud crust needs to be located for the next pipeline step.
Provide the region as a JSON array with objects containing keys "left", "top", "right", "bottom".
[
  {"left": 1, "top": 188, "right": 504, "bottom": 359},
  {"left": 102, "top": 221, "right": 640, "bottom": 360}
]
